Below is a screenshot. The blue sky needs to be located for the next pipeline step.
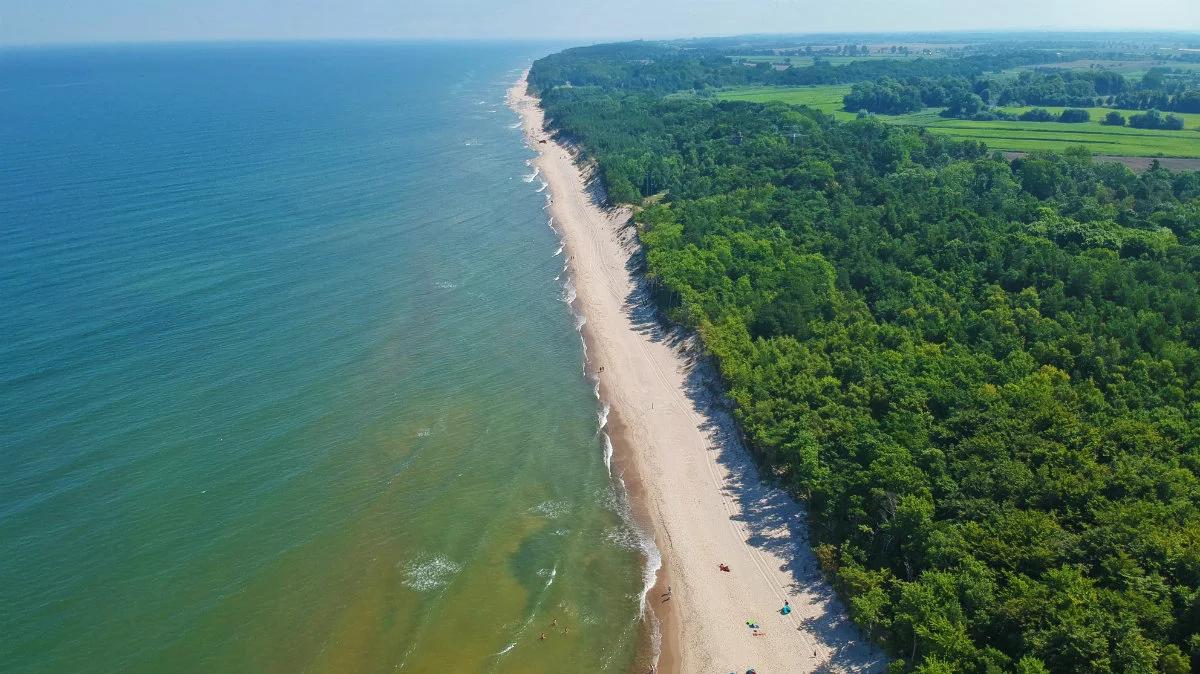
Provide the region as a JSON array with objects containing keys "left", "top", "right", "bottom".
[{"left": 2, "top": 0, "right": 1198, "bottom": 45}]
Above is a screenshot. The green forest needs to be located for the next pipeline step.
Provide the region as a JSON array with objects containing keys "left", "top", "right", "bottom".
[
  {"left": 840, "top": 70, "right": 1198, "bottom": 124},
  {"left": 530, "top": 40, "right": 1200, "bottom": 674}
]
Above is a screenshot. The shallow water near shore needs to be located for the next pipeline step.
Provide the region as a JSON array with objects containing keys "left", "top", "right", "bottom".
[{"left": 0, "top": 42, "right": 647, "bottom": 673}]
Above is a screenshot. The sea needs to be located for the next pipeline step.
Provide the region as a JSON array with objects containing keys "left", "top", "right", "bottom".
[{"left": 0, "top": 42, "right": 652, "bottom": 673}]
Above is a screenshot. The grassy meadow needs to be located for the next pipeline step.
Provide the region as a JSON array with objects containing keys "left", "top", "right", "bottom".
[{"left": 716, "top": 84, "right": 1200, "bottom": 158}]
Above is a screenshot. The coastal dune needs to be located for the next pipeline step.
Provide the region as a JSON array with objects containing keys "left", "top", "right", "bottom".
[{"left": 509, "top": 74, "right": 885, "bottom": 673}]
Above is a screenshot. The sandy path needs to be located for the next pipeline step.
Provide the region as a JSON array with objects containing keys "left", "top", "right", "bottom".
[{"left": 508, "top": 74, "right": 885, "bottom": 674}]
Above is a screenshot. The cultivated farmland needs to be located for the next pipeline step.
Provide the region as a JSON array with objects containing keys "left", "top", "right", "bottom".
[{"left": 716, "top": 84, "right": 1200, "bottom": 158}]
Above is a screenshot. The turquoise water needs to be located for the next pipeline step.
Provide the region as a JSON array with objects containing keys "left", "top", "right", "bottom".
[{"left": 0, "top": 43, "right": 648, "bottom": 673}]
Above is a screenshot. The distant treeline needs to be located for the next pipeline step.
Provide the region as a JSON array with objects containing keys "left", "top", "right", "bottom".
[
  {"left": 530, "top": 41, "right": 1200, "bottom": 674},
  {"left": 992, "top": 69, "right": 1200, "bottom": 112},
  {"left": 843, "top": 69, "right": 1200, "bottom": 118},
  {"left": 527, "top": 41, "right": 1059, "bottom": 96},
  {"left": 844, "top": 70, "right": 1200, "bottom": 128}
]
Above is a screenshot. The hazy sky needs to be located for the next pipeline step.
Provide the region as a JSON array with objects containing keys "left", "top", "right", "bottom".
[{"left": 2, "top": 0, "right": 1198, "bottom": 46}]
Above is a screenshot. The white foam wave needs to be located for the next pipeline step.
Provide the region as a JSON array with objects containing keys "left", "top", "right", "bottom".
[
  {"left": 434, "top": 280, "right": 457, "bottom": 290},
  {"left": 602, "top": 432, "right": 614, "bottom": 475},
  {"left": 603, "top": 525, "right": 642, "bottom": 550},
  {"left": 553, "top": 243, "right": 564, "bottom": 256},
  {"left": 401, "top": 555, "right": 462, "bottom": 592},
  {"left": 563, "top": 279, "right": 577, "bottom": 305},
  {"left": 597, "top": 403, "right": 609, "bottom": 430},
  {"left": 619, "top": 474, "right": 664, "bottom": 637},
  {"left": 536, "top": 180, "right": 548, "bottom": 193},
  {"left": 495, "top": 642, "right": 517, "bottom": 656},
  {"left": 508, "top": 121, "right": 522, "bottom": 129},
  {"left": 538, "top": 564, "right": 558, "bottom": 590},
  {"left": 416, "top": 428, "right": 432, "bottom": 438},
  {"left": 529, "top": 499, "right": 569, "bottom": 519},
  {"left": 523, "top": 166, "right": 541, "bottom": 183},
  {"left": 599, "top": 475, "right": 665, "bottom": 661}
]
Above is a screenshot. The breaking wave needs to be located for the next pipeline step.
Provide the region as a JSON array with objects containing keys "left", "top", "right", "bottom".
[{"left": 401, "top": 555, "right": 462, "bottom": 592}]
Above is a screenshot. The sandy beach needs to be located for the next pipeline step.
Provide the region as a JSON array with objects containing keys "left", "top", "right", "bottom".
[{"left": 508, "top": 74, "right": 885, "bottom": 674}]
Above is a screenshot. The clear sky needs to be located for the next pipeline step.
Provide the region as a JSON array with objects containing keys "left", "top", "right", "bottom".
[{"left": 2, "top": 0, "right": 1198, "bottom": 46}]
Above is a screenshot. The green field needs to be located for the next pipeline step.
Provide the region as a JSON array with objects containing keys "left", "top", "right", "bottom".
[{"left": 716, "top": 84, "right": 1200, "bottom": 157}]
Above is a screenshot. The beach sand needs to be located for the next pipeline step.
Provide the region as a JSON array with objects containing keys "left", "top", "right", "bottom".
[{"left": 509, "top": 73, "right": 885, "bottom": 674}]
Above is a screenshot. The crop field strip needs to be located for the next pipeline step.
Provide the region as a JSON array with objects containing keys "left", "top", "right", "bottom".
[{"left": 716, "top": 84, "right": 1200, "bottom": 157}]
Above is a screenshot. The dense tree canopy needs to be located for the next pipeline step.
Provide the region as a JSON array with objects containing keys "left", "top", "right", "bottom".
[
  {"left": 1129, "top": 109, "right": 1187, "bottom": 131},
  {"left": 531, "top": 43, "right": 1200, "bottom": 674},
  {"left": 988, "top": 69, "right": 1200, "bottom": 112},
  {"left": 845, "top": 78, "right": 928, "bottom": 114},
  {"left": 529, "top": 41, "right": 1058, "bottom": 96},
  {"left": 835, "top": 68, "right": 1200, "bottom": 121}
]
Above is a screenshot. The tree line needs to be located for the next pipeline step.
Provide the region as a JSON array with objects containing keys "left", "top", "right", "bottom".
[
  {"left": 528, "top": 41, "right": 1060, "bottom": 96},
  {"left": 842, "top": 70, "right": 1194, "bottom": 128},
  {"left": 993, "top": 69, "right": 1200, "bottom": 113}
]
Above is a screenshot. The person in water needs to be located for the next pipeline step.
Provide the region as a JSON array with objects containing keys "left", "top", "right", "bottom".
[{"left": 539, "top": 633, "right": 547, "bottom": 641}]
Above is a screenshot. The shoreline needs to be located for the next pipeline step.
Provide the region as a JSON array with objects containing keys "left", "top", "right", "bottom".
[
  {"left": 602, "top": 405, "right": 679, "bottom": 674},
  {"left": 508, "top": 72, "right": 885, "bottom": 673}
]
